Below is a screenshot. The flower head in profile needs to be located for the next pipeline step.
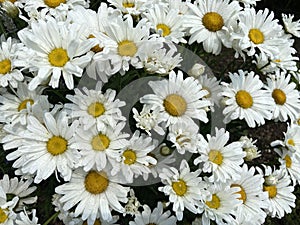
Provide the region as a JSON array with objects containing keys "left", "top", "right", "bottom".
[{"left": 282, "top": 13, "right": 300, "bottom": 38}]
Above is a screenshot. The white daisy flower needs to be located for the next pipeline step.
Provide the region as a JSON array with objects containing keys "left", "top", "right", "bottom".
[
  {"left": 64, "top": 86, "right": 126, "bottom": 130},
  {"left": 167, "top": 120, "right": 200, "bottom": 154},
  {"left": 132, "top": 104, "right": 165, "bottom": 136},
  {"left": 221, "top": 70, "right": 274, "bottom": 128},
  {"left": 239, "top": 135, "right": 261, "bottom": 161},
  {"left": 71, "top": 122, "right": 129, "bottom": 172},
  {"left": 140, "top": 70, "right": 211, "bottom": 127},
  {"left": 271, "top": 123, "right": 300, "bottom": 153},
  {"left": 0, "top": 36, "right": 24, "bottom": 88},
  {"left": 94, "top": 14, "right": 157, "bottom": 75},
  {"left": 266, "top": 72, "right": 300, "bottom": 122},
  {"left": 0, "top": 174, "right": 37, "bottom": 211},
  {"left": 15, "top": 209, "right": 40, "bottom": 225},
  {"left": 17, "top": 18, "right": 93, "bottom": 90},
  {"left": 275, "top": 148, "right": 300, "bottom": 185},
  {"left": 231, "top": 8, "right": 285, "bottom": 60},
  {"left": 282, "top": 13, "right": 300, "bottom": 38},
  {"left": 5, "top": 111, "right": 80, "bottom": 183},
  {"left": 55, "top": 168, "right": 130, "bottom": 224},
  {"left": 167, "top": 0, "right": 190, "bottom": 16},
  {"left": 129, "top": 201, "right": 177, "bottom": 225},
  {"left": 23, "top": 0, "right": 89, "bottom": 20},
  {"left": 184, "top": 0, "right": 241, "bottom": 55},
  {"left": 230, "top": 164, "right": 269, "bottom": 225},
  {"left": 113, "top": 131, "right": 157, "bottom": 184},
  {"left": 0, "top": 192, "right": 18, "bottom": 225},
  {"left": 194, "top": 127, "right": 245, "bottom": 183},
  {"left": 257, "top": 165, "right": 296, "bottom": 219},
  {"left": 0, "top": 81, "right": 51, "bottom": 126},
  {"left": 196, "top": 74, "right": 222, "bottom": 111},
  {"left": 67, "top": 4, "right": 121, "bottom": 83},
  {"left": 255, "top": 41, "right": 299, "bottom": 73},
  {"left": 140, "top": 44, "right": 182, "bottom": 75},
  {"left": 123, "top": 189, "right": 141, "bottom": 216},
  {"left": 158, "top": 159, "right": 208, "bottom": 221},
  {"left": 143, "top": 5, "right": 186, "bottom": 44},
  {"left": 201, "top": 182, "right": 242, "bottom": 225},
  {"left": 108, "top": 0, "right": 148, "bottom": 16}
]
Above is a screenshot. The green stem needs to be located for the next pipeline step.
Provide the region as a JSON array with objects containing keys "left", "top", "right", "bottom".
[{"left": 42, "top": 212, "right": 59, "bottom": 225}]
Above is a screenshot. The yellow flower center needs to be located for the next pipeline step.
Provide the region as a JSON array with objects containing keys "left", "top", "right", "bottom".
[
  {"left": 48, "top": 48, "right": 69, "bottom": 67},
  {"left": 231, "top": 184, "right": 247, "bottom": 203},
  {"left": 263, "top": 185, "right": 277, "bottom": 198},
  {"left": 287, "top": 139, "right": 295, "bottom": 146},
  {"left": 208, "top": 150, "right": 223, "bottom": 165},
  {"left": 88, "top": 34, "right": 103, "bottom": 53},
  {"left": 122, "top": 1, "right": 135, "bottom": 8},
  {"left": 44, "top": 0, "right": 66, "bottom": 8},
  {"left": 0, "top": 208, "right": 8, "bottom": 223},
  {"left": 248, "top": 28, "right": 264, "bottom": 44},
  {"left": 202, "top": 12, "right": 224, "bottom": 32},
  {"left": 18, "top": 99, "right": 34, "bottom": 111},
  {"left": 235, "top": 90, "right": 253, "bottom": 109},
  {"left": 0, "top": 0, "right": 17, "bottom": 3},
  {"left": 272, "top": 89, "right": 286, "bottom": 105},
  {"left": 172, "top": 179, "right": 187, "bottom": 196},
  {"left": 87, "top": 102, "right": 105, "bottom": 118},
  {"left": 85, "top": 171, "right": 109, "bottom": 195},
  {"left": 163, "top": 94, "right": 187, "bottom": 117},
  {"left": 274, "top": 59, "right": 281, "bottom": 63},
  {"left": 123, "top": 149, "right": 137, "bottom": 165},
  {"left": 156, "top": 24, "right": 171, "bottom": 37},
  {"left": 297, "top": 118, "right": 300, "bottom": 125},
  {"left": 47, "top": 136, "right": 68, "bottom": 156},
  {"left": 202, "top": 87, "right": 211, "bottom": 98},
  {"left": 83, "top": 219, "right": 102, "bottom": 225},
  {"left": 206, "top": 194, "right": 221, "bottom": 209},
  {"left": 118, "top": 40, "right": 137, "bottom": 57},
  {"left": 285, "top": 155, "right": 292, "bottom": 168},
  {"left": 0, "top": 59, "right": 11, "bottom": 75},
  {"left": 91, "top": 134, "right": 110, "bottom": 151}
]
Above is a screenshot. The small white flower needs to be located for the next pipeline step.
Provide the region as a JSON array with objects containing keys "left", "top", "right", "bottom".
[
  {"left": 239, "top": 136, "right": 261, "bottom": 161},
  {"left": 282, "top": 13, "right": 300, "bottom": 38},
  {"left": 188, "top": 63, "right": 206, "bottom": 78}
]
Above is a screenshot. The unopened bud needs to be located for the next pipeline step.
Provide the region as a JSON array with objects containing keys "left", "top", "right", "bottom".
[
  {"left": 188, "top": 63, "right": 206, "bottom": 78},
  {"left": 1, "top": 1, "right": 19, "bottom": 18}
]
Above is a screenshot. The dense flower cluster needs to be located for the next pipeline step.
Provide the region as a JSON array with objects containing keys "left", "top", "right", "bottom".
[{"left": 0, "top": 0, "right": 300, "bottom": 224}]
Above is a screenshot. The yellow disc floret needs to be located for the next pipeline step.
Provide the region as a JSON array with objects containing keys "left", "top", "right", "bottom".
[
  {"left": 123, "top": 149, "right": 137, "bottom": 165},
  {"left": 231, "top": 184, "right": 247, "bottom": 203},
  {"left": 47, "top": 136, "right": 68, "bottom": 156},
  {"left": 91, "top": 134, "right": 110, "bottom": 151},
  {"left": 235, "top": 90, "right": 253, "bottom": 109},
  {"left": 0, "top": 59, "right": 11, "bottom": 75},
  {"left": 205, "top": 194, "right": 221, "bottom": 209},
  {"left": 156, "top": 24, "right": 171, "bottom": 37},
  {"left": 163, "top": 94, "right": 187, "bottom": 117},
  {"left": 248, "top": 28, "right": 264, "bottom": 44},
  {"left": 48, "top": 48, "right": 69, "bottom": 67},
  {"left": 87, "top": 102, "right": 105, "bottom": 118},
  {"left": 172, "top": 179, "right": 187, "bottom": 196},
  {"left": 85, "top": 170, "right": 109, "bottom": 195},
  {"left": 44, "top": 0, "right": 66, "bottom": 8},
  {"left": 263, "top": 185, "right": 277, "bottom": 198},
  {"left": 18, "top": 99, "right": 34, "bottom": 111},
  {"left": 285, "top": 155, "right": 292, "bottom": 168},
  {"left": 208, "top": 150, "right": 223, "bottom": 165},
  {"left": 0, "top": 208, "right": 8, "bottom": 223},
  {"left": 272, "top": 89, "right": 286, "bottom": 105},
  {"left": 202, "top": 12, "right": 224, "bottom": 32},
  {"left": 118, "top": 40, "right": 137, "bottom": 57}
]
